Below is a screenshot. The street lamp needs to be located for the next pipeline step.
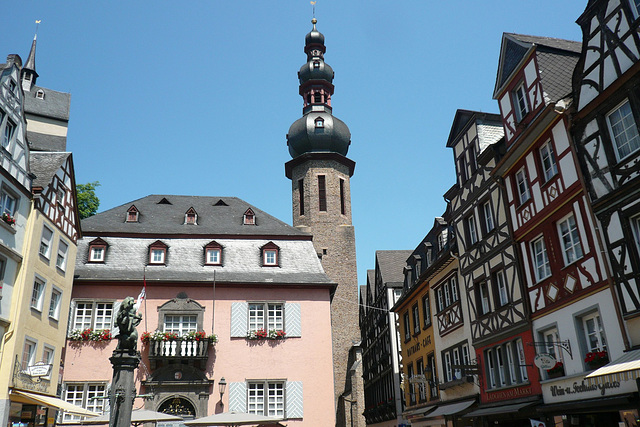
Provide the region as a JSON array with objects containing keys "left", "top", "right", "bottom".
[{"left": 218, "top": 377, "right": 227, "bottom": 398}]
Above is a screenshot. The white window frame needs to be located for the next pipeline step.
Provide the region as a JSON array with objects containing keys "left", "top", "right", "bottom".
[
  {"left": 479, "top": 281, "right": 490, "bottom": 315},
  {"left": 513, "top": 81, "right": 529, "bottom": 122},
  {"left": 150, "top": 248, "right": 166, "bottom": 264},
  {"left": 494, "top": 270, "right": 508, "bottom": 307},
  {"left": 248, "top": 302, "right": 284, "bottom": 332},
  {"left": 516, "top": 168, "right": 530, "bottom": 205},
  {"left": 49, "top": 287, "right": 62, "bottom": 320},
  {"left": 496, "top": 346, "right": 507, "bottom": 386},
  {"left": 90, "top": 246, "right": 105, "bottom": 262},
  {"left": 607, "top": 99, "right": 640, "bottom": 161},
  {"left": 163, "top": 314, "right": 197, "bottom": 335},
  {"left": 531, "top": 236, "right": 551, "bottom": 282},
  {"left": 466, "top": 215, "right": 478, "bottom": 245},
  {"left": 2, "top": 120, "right": 15, "bottom": 149},
  {"left": 444, "top": 352, "right": 452, "bottom": 382},
  {"left": 483, "top": 201, "right": 494, "bottom": 233},
  {"left": 450, "top": 276, "right": 459, "bottom": 302},
  {"left": 247, "top": 381, "right": 285, "bottom": 417},
  {"left": 453, "top": 348, "right": 461, "bottom": 380},
  {"left": 403, "top": 312, "right": 411, "bottom": 341},
  {"left": 22, "top": 338, "right": 37, "bottom": 371},
  {"left": 31, "top": 277, "right": 46, "bottom": 311},
  {"left": 62, "top": 383, "right": 108, "bottom": 422},
  {"left": 582, "top": 311, "right": 607, "bottom": 353},
  {"left": 557, "top": 214, "right": 584, "bottom": 265},
  {"left": 506, "top": 342, "right": 517, "bottom": 383},
  {"left": 72, "top": 301, "right": 114, "bottom": 330},
  {"left": 57, "top": 239, "right": 69, "bottom": 271},
  {"left": 42, "top": 345, "right": 55, "bottom": 379},
  {"left": 263, "top": 249, "right": 278, "bottom": 266},
  {"left": 486, "top": 348, "right": 496, "bottom": 389},
  {"left": 517, "top": 339, "right": 528, "bottom": 381},
  {"left": 540, "top": 140, "right": 558, "bottom": 182},
  {"left": 0, "top": 188, "right": 17, "bottom": 216},
  {"left": 39, "top": 226, "right": 54, "bottom": 259},
  {"left": 206, "top": 248, "right": 221, "bottom": 265}
]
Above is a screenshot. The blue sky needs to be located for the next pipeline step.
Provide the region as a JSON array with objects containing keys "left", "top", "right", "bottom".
[{"left": 4, "top": 1, "right": 586, "bottom": 285}]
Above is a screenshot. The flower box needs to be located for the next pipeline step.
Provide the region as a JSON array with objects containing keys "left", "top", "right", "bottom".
[
  {"left": 68, "top": 328, "right": 112, "bottom": 342},
  {"left": 141, "top": 330, "right": 217, "bottom": 344},
  {"left": 546, "top": 361, "right": 564, "bottom": 379},
  {"left": 247, "top": 328, "right": 286, "bottom": 340},
  {"left": 585, "top": 351, "right": 608, "bottom": 370}
]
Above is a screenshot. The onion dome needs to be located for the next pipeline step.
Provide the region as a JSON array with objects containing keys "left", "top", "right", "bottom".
[
  {"left": 287, "top": 18, "right": 351, "bottom": 158},
  {"left": 287, "top": 112, "right": 351, "bottom": 158},
  {"left": 305, "top": 18, "right": 325, "bottom": 46}
]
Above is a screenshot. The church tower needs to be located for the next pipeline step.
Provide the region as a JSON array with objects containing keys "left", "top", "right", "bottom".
[{"left": 285, "top": 19, "right": 364, "bottom": 427}]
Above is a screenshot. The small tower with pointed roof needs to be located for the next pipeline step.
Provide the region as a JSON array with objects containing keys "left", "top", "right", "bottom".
[
  {"left": 285, "top": 18, "right": 364, "bottom": 427},
  {"left": 21, "top": 35, "right": 38, "bottom": 92}
]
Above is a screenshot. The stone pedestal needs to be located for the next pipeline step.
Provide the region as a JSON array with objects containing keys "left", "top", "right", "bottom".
[{"left": 109, "top": 350, "right": 140, "bottom": 427}]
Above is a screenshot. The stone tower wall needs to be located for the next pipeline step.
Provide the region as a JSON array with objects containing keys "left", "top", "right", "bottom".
[{"left": 290, "top": 158, "right": 363, "bottom": 426}]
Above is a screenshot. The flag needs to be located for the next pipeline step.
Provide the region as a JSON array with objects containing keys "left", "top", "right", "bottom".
[
  {"left": 530, "top": 420, "right": 545, "bottom": 427},
  {"left": 134, "top": 277, "right": 146, "bottom": 311}
]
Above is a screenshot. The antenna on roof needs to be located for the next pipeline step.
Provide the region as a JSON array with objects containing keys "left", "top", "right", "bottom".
[{"left": 310, "top": 1, "right": 316, "bottom": 18}]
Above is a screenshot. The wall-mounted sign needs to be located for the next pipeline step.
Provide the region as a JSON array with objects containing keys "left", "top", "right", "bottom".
[
  {"left": 534, "top": 354, "right": 556, "bottom": 370},
  {"left": 409, "top": 374, "right": 427, "bottom": 385},
  {"left": 26, "top": 363, "right": 52, "bottom": 378}
]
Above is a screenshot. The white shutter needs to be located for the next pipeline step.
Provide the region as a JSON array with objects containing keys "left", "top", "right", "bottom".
[
  {"left": 230, "top": 302, "right": 248, "bottom": 337},
  {"left": 228, "top": 382, "right": 247, "bottom": 413},
  {"left": 284, "top": 303, "right": 301, "bottom": 337},
  {"left": 111, "top": 301, "right": 121, "bottom": 336},
  {"left": 67, "top": 300, "right": 77, "bottom": 336},
  {"left": 286, "top": 381, "right": 303, "bottom": 418}
]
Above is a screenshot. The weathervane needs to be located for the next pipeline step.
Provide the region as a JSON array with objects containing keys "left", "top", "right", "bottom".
[
  {"left": 310, "top": 1, "right": 316, "bottom": 18},
  {"left": 35, "top": 19, "right": 41, "bottom": 35}
]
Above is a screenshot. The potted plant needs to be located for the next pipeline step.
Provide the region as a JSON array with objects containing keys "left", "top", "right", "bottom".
[
  {"left": 585, "top": 351, "right": 609, "bottom": 370},
  {"left": 546, "top": 361, "right": 564, "bottom": 379},
  {"left": 2, "top": 212, "right": 15, "bottom": 226}
]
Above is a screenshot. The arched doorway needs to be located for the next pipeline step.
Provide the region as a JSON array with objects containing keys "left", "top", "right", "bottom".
[{"left": 158, "top": 397, "right": 196, "bottom": 420}]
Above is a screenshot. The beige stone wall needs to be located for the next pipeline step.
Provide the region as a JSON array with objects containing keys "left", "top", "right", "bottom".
[{"left": 290, "top": 158, "right": 364, "bottom": 426}]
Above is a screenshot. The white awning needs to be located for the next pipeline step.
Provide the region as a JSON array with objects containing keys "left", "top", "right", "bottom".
[
  {"left": 585, "top": 348, "right": 640, "bottom": 386},
  {"left": 10, "top": 390, "right": 100, "bottom": 417},
  {"left": 423, "top": 399, "right": 475, "bottom": 418}
]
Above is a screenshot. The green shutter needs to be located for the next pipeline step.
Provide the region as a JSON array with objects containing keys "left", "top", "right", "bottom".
[
  {"left": 228, "top": 382, "right": 247, "bottom": 413},
  {"left": 230, "top": 302, "right": 248, "bottom": 337},
  {"left": 286, "top": 381, "right": 303, "bottom": 418},
  {"left": 284, "top": 303, "right": 301, "bottom": 337}
]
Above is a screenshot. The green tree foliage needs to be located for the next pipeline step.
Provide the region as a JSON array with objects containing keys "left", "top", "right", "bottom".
[{"left": 76, "top": 181, "right": 100, "bottom": 220}]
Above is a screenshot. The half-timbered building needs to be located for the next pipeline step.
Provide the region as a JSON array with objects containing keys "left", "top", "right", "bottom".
[
  {"left": 491, "top": 31, "right": 626, "bottom": 425},
  {"left": 0, "top": 49, "right": 87, "bottom": 427},
  {"left": 444, "top": 110, "right": 540, "bottom": 424},
  {"left": 569, "top": 0, "right": 640, "bottom": 423},
  {"left": 360, "top": 250, "right": 412, "bottom": 427}
]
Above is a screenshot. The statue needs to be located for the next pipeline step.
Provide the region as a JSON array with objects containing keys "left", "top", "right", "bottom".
[{"left": 115, "top": 297, "right": 142, "bottom": 352}]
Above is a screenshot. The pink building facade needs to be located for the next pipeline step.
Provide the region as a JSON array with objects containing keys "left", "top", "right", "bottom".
[{"left": 60, "top": 196, "right": 337, "bottom": 426}]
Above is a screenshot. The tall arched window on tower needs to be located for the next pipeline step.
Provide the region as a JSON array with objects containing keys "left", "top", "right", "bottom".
[
  {"left": 339, "top": 178, "right": 345, "bottom": 215},
  {"left": 318, "top": 175, "right": 326, "bottom": 212},
  {"left": 298, "top": 179, "right": 305, "bottom": 216}
]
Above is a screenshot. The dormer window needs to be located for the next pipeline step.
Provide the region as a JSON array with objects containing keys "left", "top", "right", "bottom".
[
  {"left": 36, "top": 89, "right": 45, "bottom": 99},
  {"left": 149, "top": 241, "right": 168, "bottom": 265},
  {"left": 262, "top": 242, "right": 280, "bottom": 267},
  {"left": 126, "top": 205, "right": 139, "bottom": 223},
  {"left": 88, "top": 238, "right": 108, "bottom": 263},
  {"left": 512, "top": 81, "right": 529, "bottom": 122},
  {"left": 204, "top": 241, "right": 222, "bottom": 266},
  {"left": 185, "top": 207, "right": 198, "bottom": 225},
  {"left": 315, "top": 117, "right": 324, "bottom": 128},
  {"left": 243, "top": 208, "right": 255, "bottom": 225}
]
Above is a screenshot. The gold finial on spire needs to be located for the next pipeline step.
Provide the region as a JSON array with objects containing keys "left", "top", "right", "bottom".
[
  {"left": 35, "top": 20, "right": 41, "bottom": 36},
  {"left": 310, "top": 1, "right": 316, "bottom": 19}
]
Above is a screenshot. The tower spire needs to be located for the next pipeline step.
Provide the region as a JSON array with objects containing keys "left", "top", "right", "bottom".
[{"left": 22, "top": 32, "right": 39, "bottom": 91}]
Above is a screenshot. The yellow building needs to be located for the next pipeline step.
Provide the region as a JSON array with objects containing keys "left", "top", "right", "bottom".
[{"left": 392, "top": 218, "right": 449, "bottom": 425}]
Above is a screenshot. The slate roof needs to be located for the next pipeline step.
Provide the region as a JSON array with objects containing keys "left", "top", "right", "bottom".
[
  {"left": 376, "top": 250, "right": 412, "bottom": 287},
  {"left": 29, "top": 152, "right": 69, "bottom": 188},
  {"left": 81, "top": 194, "right": 311, "bottom": 237},
  {"left": 494, "top": 33, "right": 581, "bottom": 101},
  {"left": 23, "top": 85, "right": 70, "bottom": 121},
  {"left": 27, "top": 131, "right": 67, "bottom": 152},
  {"left": 75, "top": 236, "right": 332, "bottom": 285}
]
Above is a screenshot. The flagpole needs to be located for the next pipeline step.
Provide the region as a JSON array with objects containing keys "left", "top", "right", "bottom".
[
  {"left": 212, "top": 270, "right": 216, "bottom": 335},
  {"left": 144, "top": 267, "right": 148, "bottom": 332}
]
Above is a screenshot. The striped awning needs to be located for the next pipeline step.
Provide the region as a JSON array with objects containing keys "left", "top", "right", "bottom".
[{"left": 585, "top": 348, "right": 640, "bottom": 386}]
